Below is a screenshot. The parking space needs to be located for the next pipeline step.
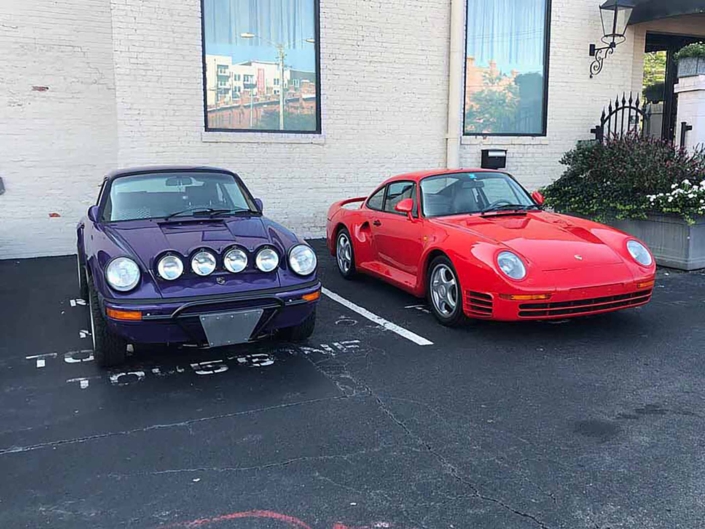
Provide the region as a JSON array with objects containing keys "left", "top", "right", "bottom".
[{"left": 1, "top": 242, "right": 705, "bottom": 528}]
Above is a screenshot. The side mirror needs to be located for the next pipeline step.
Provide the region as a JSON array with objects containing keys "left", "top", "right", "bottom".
[
  {"left": 531, "top": 191, "right": 545, "bottom": 206},
  {"left": 88, "top": 206, "right": 99, "bottom": 222},
  {"left": 394, "top": 198, "right": 414, "bottom": 218},
  {"left": 254, "top": 198, "right": 263, "bottom": 212}
]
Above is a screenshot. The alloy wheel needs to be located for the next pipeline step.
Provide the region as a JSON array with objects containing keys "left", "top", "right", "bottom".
[
  {"left": 337, "top": 233, "right": 352, "bottom": 274},
  {"left": 430, "top": 264, "right": 458, "bottom": 316}
]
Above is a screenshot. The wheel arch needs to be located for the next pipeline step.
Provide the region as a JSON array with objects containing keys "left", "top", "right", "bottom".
[{"left": 418, "top": 248, "right": 450, "bottom": 295}]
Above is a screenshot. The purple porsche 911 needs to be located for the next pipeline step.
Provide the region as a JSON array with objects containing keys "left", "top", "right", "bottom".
[{"left": 77, "top": 166, "right": 320, "bottom": 367}]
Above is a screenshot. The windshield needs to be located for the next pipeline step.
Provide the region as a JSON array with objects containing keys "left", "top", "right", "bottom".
[
  {"left": 420, "top": 172, "right": 534, "bottom": 218},
  {"left": 103, "top": 171, "right": 255, "bottom": 222}
]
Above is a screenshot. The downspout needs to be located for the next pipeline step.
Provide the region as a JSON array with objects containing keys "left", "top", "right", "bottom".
[{"left": 445, "top": 0, "right": 466, "bottom": 169}]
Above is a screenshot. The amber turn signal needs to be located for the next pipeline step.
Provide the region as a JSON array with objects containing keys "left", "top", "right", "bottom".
[
  {"left": 302, "top": 290, "right": 321, "bottom": 302},
  {"left": 499, "top": 293, "right": 552, "bottom": 301},
  {"left": 637, "top": 280, "right": 655, "bottom": 289},
  {"left": 106, "top": 308, "right": 143, "bottom": 321}
]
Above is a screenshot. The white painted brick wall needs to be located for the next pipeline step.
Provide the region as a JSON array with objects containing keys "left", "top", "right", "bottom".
[
  {"left": 0, "top": 0, "right": 117, "bottom": 258},
  {"left": 2, "top": 1, "right": 705, "bottom": 258}
]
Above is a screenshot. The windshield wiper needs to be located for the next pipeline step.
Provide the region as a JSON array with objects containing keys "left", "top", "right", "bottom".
[
  {"left": 164, "top": 207, "right": 219, "bottom": 220},
  {"left": 208, "top": 208, "right": 255, "bottom": 217},
  {"left": 481, "top": 204, "right": 539, "bottom": 215}
]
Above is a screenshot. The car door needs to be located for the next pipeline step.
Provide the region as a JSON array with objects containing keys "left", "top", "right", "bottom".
[{"left": 373, "top": 181, "right": 424, "bottom": 285}]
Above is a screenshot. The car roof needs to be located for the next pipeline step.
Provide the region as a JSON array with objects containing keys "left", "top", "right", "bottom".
[
  {"left": 381, "top": 168, "right": 505, "bottom": 185},
  {"left": 104, "top": 165, "right": 237, "bottom": 182}
]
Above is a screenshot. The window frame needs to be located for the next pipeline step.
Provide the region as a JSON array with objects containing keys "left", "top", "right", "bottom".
[
  {"left": 365, "top": 186, "right": 387, "bottom": 212},
  {"left": 462, "top": 0, "right": 552, "bottom": 138},
  {"left": 382, "top": 180, "right": 418, "bottom": 217},
  {"left": 199, "top": 0, "right": 322, "bottom": 135}
]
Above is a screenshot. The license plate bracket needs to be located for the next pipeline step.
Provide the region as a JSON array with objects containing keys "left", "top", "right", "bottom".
[{"left": 199, "top": 309, "right": 264, "bottom": 347}]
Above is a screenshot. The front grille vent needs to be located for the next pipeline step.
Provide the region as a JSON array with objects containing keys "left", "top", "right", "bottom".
[{"left": 465, "top": 291, "right": 493, "bottom": 318}]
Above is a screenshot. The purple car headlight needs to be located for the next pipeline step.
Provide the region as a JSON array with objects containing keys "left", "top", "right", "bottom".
[
  {"left": 191, "top": 250, "right": 217, "bottom": 276},
  {"left": 256, "top": 248, "right": 279, "bottom": 273},
  {"left": 157, "top": 255, "right": 184, "bottom": 281},
  {"left": 289, "top": 244, "right": 317, "bottom": 276},
  {"left": 106, "top": 257, "right": 141, "bottom": 292},
  {"left": 224, "top": 248, "right": 248, "bottom": 273}
]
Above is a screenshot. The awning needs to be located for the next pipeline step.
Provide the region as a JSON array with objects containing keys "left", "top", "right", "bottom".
[{"left": 628, "top": 0, "right": 705, "bottom": 25}]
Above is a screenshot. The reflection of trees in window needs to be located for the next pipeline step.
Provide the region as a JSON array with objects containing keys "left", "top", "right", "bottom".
[
  {"left": 463, "top": 0, "right": 549, "bottom": 136},
  {"left": 465, "top": 70, "right": 544, "bottom": 134}
]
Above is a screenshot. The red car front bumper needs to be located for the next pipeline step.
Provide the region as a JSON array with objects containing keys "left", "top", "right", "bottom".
[{"left": 463, "top": 275, "right": 654, "bottom": 321}]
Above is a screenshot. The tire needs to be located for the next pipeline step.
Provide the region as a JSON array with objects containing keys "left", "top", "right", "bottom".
[
  {"left": 280, "top": 308, "right": 316, "bottom": 342},
  {"left": 335, "top": 228, "right": 357, "bottom": 279},
  {"left": 427, "top": 255, "right": 466, "bottom": 327},
  {"left": 89, "top": 283, "right": 128, "bottom": 368},
  {"left": 77, "top": 249, "right": 89, "bottom": 300}
]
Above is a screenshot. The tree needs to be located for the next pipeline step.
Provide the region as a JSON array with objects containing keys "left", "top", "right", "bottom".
[
  {"left": 464, "top": 71, "right": 519, "bottom": 134},
  {"left": 643, "top": 51, "right": 667, "bottom": 87}
]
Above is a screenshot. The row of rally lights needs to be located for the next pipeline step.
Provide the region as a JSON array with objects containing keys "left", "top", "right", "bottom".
[
  {"left": 105, "top": 244, "right": 317, "bottom": 292},
  {"left": 157, "top": 245, "right": 318, "bottom": 280}
]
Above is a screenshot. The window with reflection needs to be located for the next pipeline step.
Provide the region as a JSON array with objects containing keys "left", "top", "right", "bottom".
[
  {"left": 464, "top": 0, "right": 550, "bottom": 136},
  {"left": 202, "top": 0, "right": 320, "bottom": 132}
]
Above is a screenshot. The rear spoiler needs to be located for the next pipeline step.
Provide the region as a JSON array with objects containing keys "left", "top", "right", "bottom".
[{"left": 339, "top": 197, "right": 367, "bottom": 207}]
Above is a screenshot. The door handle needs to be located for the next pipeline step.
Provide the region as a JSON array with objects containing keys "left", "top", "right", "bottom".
[{"left": 373, "top": 220, "right": 382, "bottom": 227}]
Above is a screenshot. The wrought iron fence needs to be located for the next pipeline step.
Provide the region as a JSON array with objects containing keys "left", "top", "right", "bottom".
[{"left": 591, "top": 93, "right": 651, "bottom": 143}]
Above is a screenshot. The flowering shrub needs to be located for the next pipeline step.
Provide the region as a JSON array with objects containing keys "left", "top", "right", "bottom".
[
  {"left": 648, "top": 180, "right": 705, "bottom": 224},
  {"left": 542, "top": 135, "right": 705, "bottom": 224}
]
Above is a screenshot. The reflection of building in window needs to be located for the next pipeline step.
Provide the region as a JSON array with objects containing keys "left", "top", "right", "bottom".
[{"left": 202, "top": 0, "right": 318, "bottom": 132}]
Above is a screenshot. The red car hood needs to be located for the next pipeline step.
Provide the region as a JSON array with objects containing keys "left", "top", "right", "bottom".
[{"left": 433, "top": 212, "right": 624, "bottom": 271}]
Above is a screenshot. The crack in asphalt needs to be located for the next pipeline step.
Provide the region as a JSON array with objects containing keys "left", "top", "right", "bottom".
[
  {"left": 306, "top": 348, "right": 552, "bottom": 529},
  {"left": 114, "top": 445, "right": 404, "bottom": 478},
  {"left": 385, "top": 396, "right": 560, "bottom": 506},
  {"left": 0, "top": 396, "right": 344, "bottom": 456}
]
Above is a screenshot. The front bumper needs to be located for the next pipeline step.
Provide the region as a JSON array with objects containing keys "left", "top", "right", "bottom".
[
  {"left": 100, "top": 280, "right": 321, "bottom": 345},
  {"left": 463, "top": 279, "right": 654, "bottom": 321}
]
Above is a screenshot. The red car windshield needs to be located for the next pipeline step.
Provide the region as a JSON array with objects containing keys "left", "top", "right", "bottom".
[
  {"left": 420, "top": 172, "right": 534, "bottom": 217},
  {"left": 103, "top": 172, "right": 255, "bottom": 222}
]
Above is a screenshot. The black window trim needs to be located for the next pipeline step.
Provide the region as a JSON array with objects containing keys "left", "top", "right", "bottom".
[
  {"left": 462, "top": 0, "right": 552, "bottom": 138},
  {"left": 382, "top": 180, "right": 418, "bottom": 217},
  {"left": 199, "top": 0, "right": 322, "bottom": 135}
]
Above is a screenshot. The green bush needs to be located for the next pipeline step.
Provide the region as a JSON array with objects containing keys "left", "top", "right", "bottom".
[
  {"left": 542, "top": 135, "right": 705, "bottom": 223},
  {"left": 674, "top": 42, "right": 705, "bottom": 61}
]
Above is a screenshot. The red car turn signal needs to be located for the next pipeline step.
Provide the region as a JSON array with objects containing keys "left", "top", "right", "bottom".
[{"left": 499, "top": 293, "right": 552, "bottom": 301}]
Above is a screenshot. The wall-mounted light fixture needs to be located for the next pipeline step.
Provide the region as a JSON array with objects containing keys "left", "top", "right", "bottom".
[{"left": 589, "top": 0, "right": 636, "bottom": 78}]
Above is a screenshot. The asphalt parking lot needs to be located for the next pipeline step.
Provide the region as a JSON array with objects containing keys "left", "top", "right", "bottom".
[{"left": 1, "top": 239, "right": 705, "bottom": 529}]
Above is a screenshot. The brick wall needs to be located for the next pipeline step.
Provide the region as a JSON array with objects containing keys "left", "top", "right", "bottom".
[
  {"left": 1, "top": 1, "right": 703, "bottom": 258},
  {"left": 0, "top": 0, "right": 117, "bottom": 258}
]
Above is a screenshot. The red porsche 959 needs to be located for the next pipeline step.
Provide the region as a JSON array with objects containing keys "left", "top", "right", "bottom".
[{"left": 326, "top": 169, "right": 655, "bottom": 326}]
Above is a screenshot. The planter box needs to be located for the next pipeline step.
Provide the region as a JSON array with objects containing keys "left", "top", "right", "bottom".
[
  {"left": 606, "top": 214, "right": 705, "bottom": 271},
  {"left": 677, "top": 57, "right": 705, "bottom": 78}
]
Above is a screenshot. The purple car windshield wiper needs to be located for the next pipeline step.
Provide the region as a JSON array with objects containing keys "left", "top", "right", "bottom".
[{"left": 163, "top": 207, "right": 253, "bottom": 221}]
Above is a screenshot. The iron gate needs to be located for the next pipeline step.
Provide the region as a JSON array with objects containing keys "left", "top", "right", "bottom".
[{"left": 591, "top": 93, "right": 651, "bottom": 143}]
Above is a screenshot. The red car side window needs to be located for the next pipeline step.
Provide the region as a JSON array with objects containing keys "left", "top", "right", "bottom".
[{"left": 366, "top": 187, "right": 385, "bottom": 211}]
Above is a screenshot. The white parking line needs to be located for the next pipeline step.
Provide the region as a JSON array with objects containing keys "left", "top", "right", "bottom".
[{"left": 321, "top": 287, "right": 433, "bottom": 346}]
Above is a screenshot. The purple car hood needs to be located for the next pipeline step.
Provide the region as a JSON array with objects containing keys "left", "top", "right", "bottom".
[
  {"left": 107, "top": 216, "right": 272, "bottom": 260},
  {"left": 103, "top": 216, "right": 294, "bottom": 298}
]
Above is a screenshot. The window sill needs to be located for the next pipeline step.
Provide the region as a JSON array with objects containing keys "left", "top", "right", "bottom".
[
  {"left": 461, "top": 136, "right": 550, "bottom": 146},
  {"left": 201, "top": 132, "right": 325, "bottom": 145}
]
